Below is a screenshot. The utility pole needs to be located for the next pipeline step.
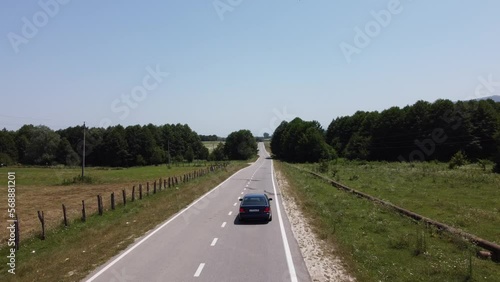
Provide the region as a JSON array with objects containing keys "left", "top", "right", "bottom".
[{"left": 82, "top": 122, "right": 86, "bottom": 179}]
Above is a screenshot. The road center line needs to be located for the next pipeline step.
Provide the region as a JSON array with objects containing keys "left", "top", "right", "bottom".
[
  {"left": 210, "top": 238, "right": 218, "bottom": 247},
  {"left": 228, "top": 211, "right": 233, "bottom": 216},
  {"left": 233, "top": 202, "right": 237, "bottom": 206},
  {"left": 221, "top": 222, "right": 227, "bottom": 228},
  {"left": 84, "top": 164, "right": 250, "bottom": 282},
  {"left": 194, "top": 263, "right": 205, "bottom": 277}
]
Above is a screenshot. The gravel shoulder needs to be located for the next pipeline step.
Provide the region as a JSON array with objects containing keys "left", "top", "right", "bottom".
[{"left": 276, "top": 169, "right": 355, "bottom": 282}]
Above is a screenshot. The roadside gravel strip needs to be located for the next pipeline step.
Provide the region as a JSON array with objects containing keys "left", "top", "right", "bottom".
[{"left": 275, "top": 170, "right": 355, "bottom": 282}]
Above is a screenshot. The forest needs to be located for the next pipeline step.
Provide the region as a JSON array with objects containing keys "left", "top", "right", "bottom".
[
  {"left": 271, "top": 99, "right": 500, "bottom": 171},
  {"left": 0, "top": 123, "right": 260, "bottom": 167},
  {"left": 0, "top": 123, "right": 209, "bottom": 167}
]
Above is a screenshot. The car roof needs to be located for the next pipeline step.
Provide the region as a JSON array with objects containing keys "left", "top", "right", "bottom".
[{"left": 243, "top": 193, "right": 267, "bottom": 198}]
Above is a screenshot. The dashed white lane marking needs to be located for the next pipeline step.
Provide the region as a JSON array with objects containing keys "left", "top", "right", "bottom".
[
  {"left": 233, "top": 203, "right": 237, "bottom": 206},
  {"left": 194, "top": 263, "right": 205, "bottom": 277},
  {"left": 241, "top": 192, "right": 244, "bottom": 194},
  {"left": 244, "top": 188, "right": 247, "bottom": 190},
  {"left": 228, "top": 211, "right": 233, "bottom": 216},
  {"left": 84, "top": 163, "right": 248, "bottom": 282},
  {"left": 221, "top": 222, "right": 227, "bottom": 228},
  {"left": 211, "top": 238, "right": 218, "bottom": 247}
]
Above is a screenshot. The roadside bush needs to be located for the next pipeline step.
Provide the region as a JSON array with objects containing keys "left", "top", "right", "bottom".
[
  {"left": 449, "top": 151, "right": 469, "bottom": 169},
  {"left": 317, "top": 159, "right": 330, "bottom": 173},
  {"left": 61, "top": 175, "right": 96, "bottom": 185}
]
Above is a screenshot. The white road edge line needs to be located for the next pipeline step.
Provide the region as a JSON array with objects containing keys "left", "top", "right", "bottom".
[
  {"left": 271, "top": 160, "right": 298, "bottom": 282},
  {"left": 221, "top": 222, "right": 227, "bottom": 228},
  {"left": 211, "top": 238, "right": 218, "bottom": 247},
  {"left": 194, "top": 263, "right": 205, "bottom": 277},
  {"left": 84, "top": 166, "right": 248, "bottom": 282}
]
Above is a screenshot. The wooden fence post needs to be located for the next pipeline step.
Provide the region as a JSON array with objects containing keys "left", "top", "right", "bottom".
[
  {"left": 122, "top": 189, "right": 126, "bottom": 206},
  {"left": 146, "top": 182, "right": 149, "bottom": 196},
  {"left": 37, "top": 211, "right": 45, "bottom": 240},
  {"left": 111, "top": 192, "right": 115, "bottom": 210},
  {"left": 97, "top": 195, "right": 103, "bottom": 216},
  {"left": 62, "top": 204, "right": 68, "bottom": 227},
  {"left": 139, "top": 184, "right": 143, "bottom": 200},
  {"left": 82, "top": 200, "right": 86, "bottom": 222},
  {"left": 132, "top": 186, "right": 136, "bottom": 202},
  {"left": 153, "top": 181, "right": 157, "bottom": 194}
]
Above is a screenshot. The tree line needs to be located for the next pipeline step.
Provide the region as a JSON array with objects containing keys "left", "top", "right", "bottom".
[
  {"left": 0, "top": 124, "right": 260, "bottom": 167},
  {"left": 271, "top": 99, "right": 500, "bottom": 171},
  {"left": 0, "top": 123, "right": 210, "bottom": 167}
]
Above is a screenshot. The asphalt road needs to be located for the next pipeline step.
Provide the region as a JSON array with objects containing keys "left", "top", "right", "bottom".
[{"left": 84, "top": 143, "right": 311, "bottom": 282}]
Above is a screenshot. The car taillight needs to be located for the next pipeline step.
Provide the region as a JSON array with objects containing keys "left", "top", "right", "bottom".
[
  {"left": 239, "top": 207, "right": 245, "bottom": 213},
  {"left": 263, "top": 207, "right": 270, "bottom": 213}
]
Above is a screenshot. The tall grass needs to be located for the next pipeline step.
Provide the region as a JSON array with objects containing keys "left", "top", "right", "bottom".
[
  {"left": 299, "top": 159, "right": 500, "bottom": 244},
  {"left": 276, "top": 161, "right": 499, "bottom": 282}
]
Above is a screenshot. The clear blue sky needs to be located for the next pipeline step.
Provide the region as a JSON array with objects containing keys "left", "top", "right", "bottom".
[{"left": 1, "top": 0, "right": 500, "bottom": 136}]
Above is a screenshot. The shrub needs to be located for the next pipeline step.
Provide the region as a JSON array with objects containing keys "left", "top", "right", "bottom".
[
  {"left": 449, "top": 151, "right": 469, "bottom": 169},
  {"left": 317, "top": 159, "right": 330, "bottom": 173},
  {"left": 62, "top": 175, "right": 96, "bottom": 185}
]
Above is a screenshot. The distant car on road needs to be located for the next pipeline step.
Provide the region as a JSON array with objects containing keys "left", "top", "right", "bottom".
[{"left": 238, "top": 193, "right": 272, "bottom": 222}]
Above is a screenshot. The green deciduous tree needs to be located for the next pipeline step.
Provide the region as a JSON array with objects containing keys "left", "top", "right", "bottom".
[
  {"left": 56, "top": 137, "right": 80, "bottom": 166},
  {"left": 209, "top": 143, "right": 227, "bottom": 161},
  {"left": 272, "top": 118, "right": 335, "bottom": 162},
  {"left": 0, "top": 129, "right": 18, "bottom": 164},
  {"left": 224, "top": 130, "right": 257, "bottom": 160},
  {"left": 24, "top": 125, "right": 60, "bottom": 165}
]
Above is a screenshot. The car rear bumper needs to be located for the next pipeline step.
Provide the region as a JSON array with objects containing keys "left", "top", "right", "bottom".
[{"left": 239, "top": 212, "right": 271, "bottom": 220}]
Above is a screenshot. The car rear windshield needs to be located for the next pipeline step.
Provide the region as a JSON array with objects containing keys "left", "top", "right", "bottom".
[{"left": 242, "top": 196, "right": 267, "bottom": 205}]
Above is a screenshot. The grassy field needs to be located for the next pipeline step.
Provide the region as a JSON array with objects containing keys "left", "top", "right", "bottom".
[
  {"left": 0, "top": 164, "right": 210, "bottom": 187},
  {"left": 275, "top": 161, "right": 500, "bottom": 281},
  {"left": 297, "top": 160, "right": 500, "bottom": 244},
  {"left": 0, "top": 161, "right": 249, "bottom": 281},
  {"left": 202, "top": 141, "right": 224, "bottom": 153},
  {"left": 0, "top": 163, "right": 229, "bottom": 246}
]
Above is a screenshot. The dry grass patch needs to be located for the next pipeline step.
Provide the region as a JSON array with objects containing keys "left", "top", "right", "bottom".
[{"left": 0, "top": 162, "right": 248, "bottom": 282}]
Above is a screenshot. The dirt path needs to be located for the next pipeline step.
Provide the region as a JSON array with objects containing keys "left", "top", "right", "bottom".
[{"left": 276, "top": 170, "right": 355, "bottom": 282}]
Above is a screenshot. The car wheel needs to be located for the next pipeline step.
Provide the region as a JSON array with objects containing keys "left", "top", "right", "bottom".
[{"left": 269, "top": 215, "right": 272, "bottom": 222}]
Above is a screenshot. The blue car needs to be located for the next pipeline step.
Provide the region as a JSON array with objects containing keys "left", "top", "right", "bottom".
[{"left": 238, "top": 193, "right": 272, "bottom": 222}]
